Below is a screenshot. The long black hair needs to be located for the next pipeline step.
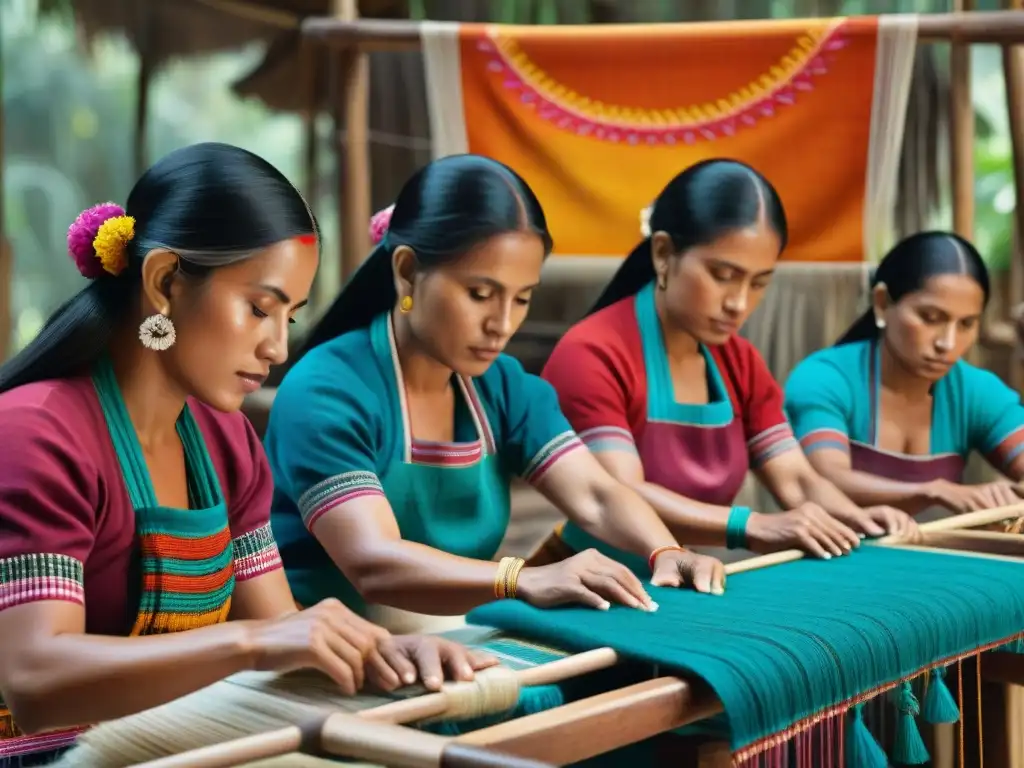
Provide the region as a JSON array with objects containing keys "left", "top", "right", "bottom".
[
  {"left": 300, "top": 154, "right": 552, "bottom": 353},
  {"left": 835, "top": 231, "right": 990, "bottom": 346},
  {"left": 0, "top": 142, "right": 316, "bottom": 394},
  {"left": 588, "top": 158, "right": 788, "bottom": 315}
]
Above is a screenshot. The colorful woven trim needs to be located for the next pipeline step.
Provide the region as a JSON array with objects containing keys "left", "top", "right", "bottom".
[
  {"left": 522, "top": 431, "right": 585, "bottom": 484},
  {"left": 298, "top": 471, "right": 385, "bottom": 530},
  {"left": 578, "top": 426, "right": 639, "bottom": 456},
  {"left": 232, "top": 523, "right": 283, "bottom": 581},
  {"left": 130, "top": 509, "right": 235, "bottom": 636},
  {"left": 0, "top": 553, "right": 84, "bottom": 611},
  {"left": 747, "top": 423, "right": 799, "bottom": 468}
]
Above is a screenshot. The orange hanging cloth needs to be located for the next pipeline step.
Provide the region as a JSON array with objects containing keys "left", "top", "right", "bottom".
[{"left": 423, "top": 16, "right": 914, "bottom": 263}]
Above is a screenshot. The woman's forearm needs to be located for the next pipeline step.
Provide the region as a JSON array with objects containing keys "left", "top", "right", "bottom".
[
  {"left": 6, "top": 621, "right": 256, "bottom": 733},
  {"left": 630, "top": 482, "right": 735, "bottom": 547},
  {"left": 345, "top": 541, "right": 507, "bottom": 615},
  {"left": 580, "top": 481, "right": 680, "bottom": 557},
  {"left": 810, "top": 466, "right": 933, "bottom": 512}
]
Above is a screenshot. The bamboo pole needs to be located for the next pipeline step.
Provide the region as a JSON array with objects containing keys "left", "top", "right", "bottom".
[{"left": 301, "top": 11, "right": 1024, "bottom": 52}]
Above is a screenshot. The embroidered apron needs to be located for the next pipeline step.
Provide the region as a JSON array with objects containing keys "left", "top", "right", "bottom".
[
  {"left": 281, "top": 313, "right": 513, "bottom": 634},
  {"left": 0, "top": 360, "right": 234, "bottom": 763},
  {"left": 560, "top": 282, "right": 750, "bottom": 572}
]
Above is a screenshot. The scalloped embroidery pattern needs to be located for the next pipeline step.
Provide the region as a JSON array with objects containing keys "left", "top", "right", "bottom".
[{"left": 476, "top": 20, "right": 850, "bottom": 145}]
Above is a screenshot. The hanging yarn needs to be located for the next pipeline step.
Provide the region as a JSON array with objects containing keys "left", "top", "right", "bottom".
[
  {"left": 922, "top": 666, "right": 960, "bottom": 725},
  {"left": 845, "top": 704, "right": 888, "bottom": 768},
  {"left": 890, "top": 681, "right": 929, "bottom": 765},
  {"left": 469, "top": 544, "right": 1024, "bottom": 760}
]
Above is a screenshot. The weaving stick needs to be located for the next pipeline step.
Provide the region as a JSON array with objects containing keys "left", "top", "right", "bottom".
[
  {"left": 138, "top": 710, "right": 553, "bottom": 768},
  {"left": 134, "top": 650, "right": 618, "bottom": 768},
  {"left": 724, "top": 501, "right": 1024, "bottom": 577}
]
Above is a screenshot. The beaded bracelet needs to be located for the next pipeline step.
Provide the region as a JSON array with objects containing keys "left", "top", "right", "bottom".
[
  {"left": 726, "top": 506, "right": 752, "bottom": 549},
  {"left": 494, "top": 556, "right": 526, "bottom": 599},
  {"left": 647, "top": 544, "right": 686, "bottom": 573}
]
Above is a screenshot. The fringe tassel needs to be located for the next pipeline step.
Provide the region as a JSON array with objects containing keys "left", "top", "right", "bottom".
[
  {"left": 846, "top": 703, "right": 888, "bottom": 768},
  {"left": 891, "top": 681, "right": 929, "bottom": 765},
  {"left": 922, "top": 667, "right": 960, "bottom": 725}
]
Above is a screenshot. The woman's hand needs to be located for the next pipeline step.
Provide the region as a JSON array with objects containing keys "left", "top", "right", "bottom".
[
  {"left": 516, "top": 549, "right": 656, "bottom": 611},
  {"left": 366, "top": 635, "right": 499, "bottom": 692},
  {"left": 927, "top": 479, "right": 1023, "bottom": 514},
  {"left": 832, "top": 504, "right": 918, "bottom": 538},
  {"left": 247, "top": 598, "right": 390, "bottom": 695},
  {"left": 650, "top": 548, "right": 726, "bottom": 595},
  {"left": 746, "top": 504, "right": 861, "bottom": 559}
]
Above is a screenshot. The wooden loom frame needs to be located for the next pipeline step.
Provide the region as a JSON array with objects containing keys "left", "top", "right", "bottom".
[{"left": 114, "top": 504, "right": 1024, "bottom": 768}]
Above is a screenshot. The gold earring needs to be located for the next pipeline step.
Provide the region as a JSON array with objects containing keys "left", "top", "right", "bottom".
[
  {"left": 399, "top": 295, "right": 413, "bottom": 313},
  {"left": 657, "top": 274, "right": 667, "bottom": 290}
]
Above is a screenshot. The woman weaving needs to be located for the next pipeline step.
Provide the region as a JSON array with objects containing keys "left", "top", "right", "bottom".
[
  {"left": 265, "top": 154, "right": 725, "bottom": 634},
  {"left": 534, "top": 159, "right": 917, "bottom": 570},
  {"left": 784, "top": 231, "right": 1024, "bottom": 517},
  {"left": 0, "top": 143, "right": 494, "bottom": 765}
]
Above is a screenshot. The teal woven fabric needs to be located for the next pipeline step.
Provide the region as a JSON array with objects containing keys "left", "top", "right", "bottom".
[{"left": 467, "top": 545, "right": 1024, "bottom": 755}]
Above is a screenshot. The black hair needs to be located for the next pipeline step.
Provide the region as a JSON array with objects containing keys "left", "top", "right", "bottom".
[
  {"left": 300, "top": 153, "right": 552, "bottom": 353},
  {"left": 0, "top": 142, "right": 315, "bottom": 394},
  {"left": 588, "top": 158, "right": 788, "bottom": 315},
  {"left": 834, "top": 230, "right": 990, "bottom": 346}
]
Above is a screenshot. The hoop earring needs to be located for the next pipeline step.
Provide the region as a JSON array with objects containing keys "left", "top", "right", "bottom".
[
  {"left": 399, "top": 295, "right": 413, "bottom": 314},
  {"left": 139, "top": 313, "right": 176, "bottom": 351}
]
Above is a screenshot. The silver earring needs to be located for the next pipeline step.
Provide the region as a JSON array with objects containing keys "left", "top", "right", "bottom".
[
  {"left": 875, "top": 317, "right": 886, "bottom": 330},
  {"left": 139, "top": 313, "right": 176, "bottom": 351}
]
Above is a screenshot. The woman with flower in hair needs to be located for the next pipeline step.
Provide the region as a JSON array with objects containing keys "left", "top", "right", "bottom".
[
  {"left": 264, "top": 154, "right": 726, "bottom": 636},
  {"left": 0, "top": 143, "right": 496, "bottom": 765},
  {"left": 532, "top": 159, "right": 917, "bottom": 572}
]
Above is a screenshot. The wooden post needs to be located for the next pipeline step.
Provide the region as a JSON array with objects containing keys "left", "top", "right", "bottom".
[
  {"left": 1004, "top": 0, "right": 1024, "bottom": 394},
  {"left": 333, "top": 0, "right": 371, "bottom": 284}
]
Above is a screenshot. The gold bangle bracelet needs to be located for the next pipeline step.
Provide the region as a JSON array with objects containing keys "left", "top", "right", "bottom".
[{"left": 506, "top": 558, "right": 526, "bottom": 599}]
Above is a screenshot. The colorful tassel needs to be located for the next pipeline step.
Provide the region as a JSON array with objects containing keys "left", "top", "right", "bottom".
[
  {"left": 846, "top": 703, "right": 888, "bottom": 768},
  {"left": 891, "top": 681, "right": 929, "bottom": 765},
  {"left": 922, "top": 667, "right": 960, "bottom": 724}
]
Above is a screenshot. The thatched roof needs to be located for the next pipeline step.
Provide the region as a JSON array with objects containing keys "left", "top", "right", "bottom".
[{"left": 44, "top": 0, "right": 409, "bottom": 111}]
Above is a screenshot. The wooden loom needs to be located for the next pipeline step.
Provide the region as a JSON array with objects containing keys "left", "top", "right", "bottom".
[{"left": 53, "top": 503, "right": 1024, "bottom": 768}]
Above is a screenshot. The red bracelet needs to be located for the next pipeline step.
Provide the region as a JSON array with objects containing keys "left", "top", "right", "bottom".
[{"left": 648, "top": 544, "right": 686, "bottom": 572}]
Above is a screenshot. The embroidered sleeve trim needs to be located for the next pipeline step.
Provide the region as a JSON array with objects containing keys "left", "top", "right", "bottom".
[
  {"left": 578, "top": 426, "right": 639, "bottom": 456},
  {"left": 748, "top": 423, "right": 800, "bottom": 468},
  {"left": 0, "top": 553, "right": 85, "bottom": 611},
  {"left": 523, "top": 431, "right": 586, "bottom": 484},
  {"left": 232, "top": 522, "right": 283, "bottom": 581},
  {"left": 987, "top": 424, "right": 1024, "bottom": 471},
  {"left": 298, "top": 471, "right": 385, "bottom": 530},
  {"left": 797, "top": 427, "right": 851, "bottom": 457}
]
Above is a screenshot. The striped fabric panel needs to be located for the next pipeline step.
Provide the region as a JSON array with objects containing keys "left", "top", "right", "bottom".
[
  {"left": 298, "top": 471, "right": 385, "bottom": 530},
  {"left": 522, "top": 431, "right": 586, "bottom": 485},
  {"left": 132, "top": 525, "right": 235, "bottom": 635},
  {"left": 798, "top": 428, "right": 851, "bottom": 456},
  {"left": 232, "top": 522, "right": 283, "bottom": 581},
  {"left": 578, "top": 426, "right": 639, "bottom": 455},
  {"left": 987, "top": 425, "right": 1024, "bottom": 473},
  {"left": 410, "top": 440, "right": 485, "bottom": 468},
  {"left": 748, "top": 423, "right": 800, "bottom": 468},
  {"left": 0, "top": 553, "right": 84, "bottom": 611}
]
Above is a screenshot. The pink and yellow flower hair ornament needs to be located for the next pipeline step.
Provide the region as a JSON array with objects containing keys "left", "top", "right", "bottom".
[
  {"left": 368, "top": 204, "right": 395, "bottom": 246},
  {"left": 67, "top": 202, "right": 135, "bottom": 279}
]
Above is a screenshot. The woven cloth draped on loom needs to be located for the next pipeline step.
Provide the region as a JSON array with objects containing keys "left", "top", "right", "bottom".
[
  {"left": 421, "top": 15, "right": 917, "bottom": 263},
  {"left": 468, "top": 545, "right": 1024, "bottom": 761}
]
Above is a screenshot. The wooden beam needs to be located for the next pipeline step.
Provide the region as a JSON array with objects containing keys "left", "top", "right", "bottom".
[{"left": 301, "top": 11, "right": 1024, "bottom": 52}]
